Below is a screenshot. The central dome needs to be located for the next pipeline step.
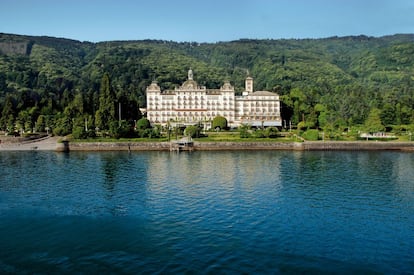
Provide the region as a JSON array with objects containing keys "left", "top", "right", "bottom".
[{"left": 180, "top": 68, "right": 199, "bottom": 90}]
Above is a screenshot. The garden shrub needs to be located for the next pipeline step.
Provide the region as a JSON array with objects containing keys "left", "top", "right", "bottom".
[
  {"left": 212, "top": 116, "right": 228, "bottom": 130},
  {"left": 302, "top": 129, "right": 319, "bottom": 141}
]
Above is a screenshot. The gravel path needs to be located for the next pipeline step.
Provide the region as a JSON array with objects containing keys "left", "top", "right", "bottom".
[{"left": 0, "top": 136, "right": 59, "bottom": 151}]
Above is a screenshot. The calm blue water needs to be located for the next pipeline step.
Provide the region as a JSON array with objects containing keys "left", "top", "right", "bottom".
[{"left": 0, "top": 150, "right": 413, "bottom": 274}]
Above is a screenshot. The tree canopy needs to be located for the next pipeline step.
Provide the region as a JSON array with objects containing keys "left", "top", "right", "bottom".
[
  {"left": 1, "top": 33, "right": 414, "bottom": 137},
  {"left": 212, "top": 116, "right": 228, "bottom": 130}
]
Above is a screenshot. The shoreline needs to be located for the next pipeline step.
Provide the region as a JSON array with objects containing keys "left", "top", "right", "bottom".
[
  {"left": 2, "top": 137, "right": 414, "bottom": 152},
  {"left": 67, "top": 140, "right": 414, "bottom": 152}
]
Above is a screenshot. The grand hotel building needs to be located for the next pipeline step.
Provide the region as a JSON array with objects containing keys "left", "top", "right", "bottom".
[{"left": 145, "top": 69, "right": 281, "bottom": 128}]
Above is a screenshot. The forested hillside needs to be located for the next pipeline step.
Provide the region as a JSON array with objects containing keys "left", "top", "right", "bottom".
[{"left": 1, "top": 32, "right": 414, "bottom": 137}]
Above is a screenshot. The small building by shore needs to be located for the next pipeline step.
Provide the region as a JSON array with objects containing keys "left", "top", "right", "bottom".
[{"left": 360, "top": 132, "right": 397, "bottom": 140}]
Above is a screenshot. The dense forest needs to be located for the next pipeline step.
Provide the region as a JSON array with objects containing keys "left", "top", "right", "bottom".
[{"left": 1, "top": 32, "right": 414, "bottom": 138}]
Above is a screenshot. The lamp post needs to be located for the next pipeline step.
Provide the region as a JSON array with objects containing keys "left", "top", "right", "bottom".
[
  {"left": 167, "top": 121, "right": 171, "bottom": 141},
  {"left": 118, "top": 102, "right": 122, "bottom": 127}
]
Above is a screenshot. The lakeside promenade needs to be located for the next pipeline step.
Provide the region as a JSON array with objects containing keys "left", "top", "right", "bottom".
[{"left": 2, "top": 136, "right": 414, "bottom": 152}]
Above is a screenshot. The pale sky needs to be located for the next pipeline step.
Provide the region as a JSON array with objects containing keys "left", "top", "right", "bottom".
[{"left": 1, "top": 0, "right": 413, "bottom": 42}]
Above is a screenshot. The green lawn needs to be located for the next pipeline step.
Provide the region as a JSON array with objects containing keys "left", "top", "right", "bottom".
[
  {"left": 70, "top": 131, "right": 412, "bottom": 143},
  {"left": 71, "top": 132, "right": 297, "bottom": 143},
  {"left": 71, "top": 137, "right": 169, "bottom": 143},
  {"left": 193, "top": 131, "right": 298, "bottom": 142}
]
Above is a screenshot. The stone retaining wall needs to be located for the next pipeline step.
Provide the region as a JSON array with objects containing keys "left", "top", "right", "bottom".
[
  {"left": 303, "top": 141, "right": 414, "bottom": 151},
  {"left": 194, "top": 142, "right": 302, "bottom": 150},
  {"left": 66, "top": 141, "right": 414, "bottom": 152},
  {"left": 68, "top": 141, "right": 303, "bottom": 151},
  {"left": 68, "top": 142, "right": 171, "bottom": 151}
]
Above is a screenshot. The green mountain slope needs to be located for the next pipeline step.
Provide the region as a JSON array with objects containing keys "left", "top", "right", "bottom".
[{"left": 1, "top": 32, "right": 414, "bottom": 135}]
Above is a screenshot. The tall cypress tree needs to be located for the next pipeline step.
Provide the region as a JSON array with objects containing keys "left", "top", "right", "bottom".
[
  {"left": 95, "top": 73, "right": 116, "bottom": 130},
  {"left": 0, "top": 95, "right": 15, "bottom": 131}
]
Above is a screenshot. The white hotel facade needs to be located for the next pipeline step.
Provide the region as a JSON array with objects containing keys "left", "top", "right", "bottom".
[{"left": 145, "top": 69, "right": 281, "bottom": 128}]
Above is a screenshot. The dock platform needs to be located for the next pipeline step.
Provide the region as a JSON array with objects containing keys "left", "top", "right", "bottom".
[{"left": 170, "top": 137, "right": 194, "bottom": 152}]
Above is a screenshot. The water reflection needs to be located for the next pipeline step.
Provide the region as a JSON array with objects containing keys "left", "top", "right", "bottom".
[
  {"left": 145, "top": 151, "right": 283, "bottom": 194},
  {"left": 91, "top": 152, "right": 151, "bottom": 216},
  {"left": 1, "top": 151, "right": 413, "bottom": 273},
  {"left": 392, "top": 153, "right": 414, "bottom": 202},
  {"left": 101, "top": 153, "right": 121, "bottom": 195}
]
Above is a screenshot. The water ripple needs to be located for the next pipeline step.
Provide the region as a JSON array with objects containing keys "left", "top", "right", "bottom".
[{"left": 0, "top": 151, "right": 413, "bottom": 273}]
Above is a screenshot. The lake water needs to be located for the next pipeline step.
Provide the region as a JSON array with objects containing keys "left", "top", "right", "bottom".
[{"left": 0, "top": 150, "right": 413, "bottom": 274}]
